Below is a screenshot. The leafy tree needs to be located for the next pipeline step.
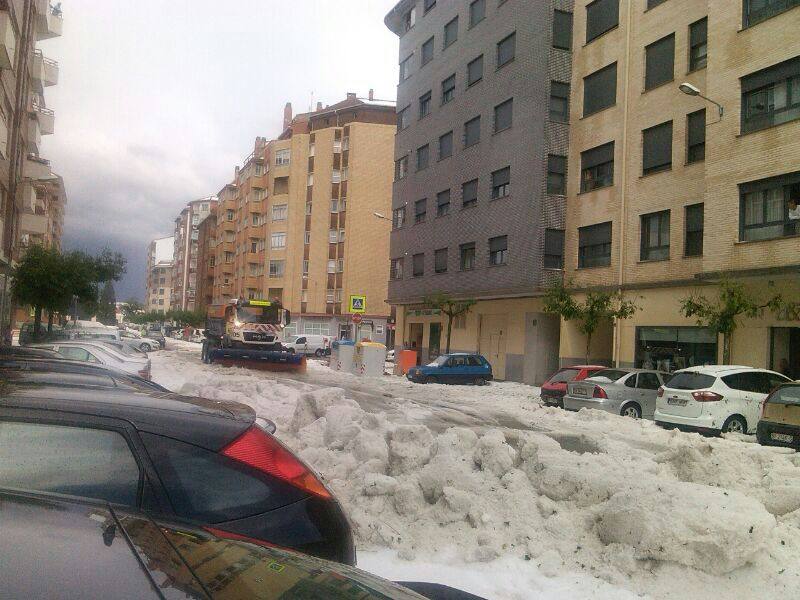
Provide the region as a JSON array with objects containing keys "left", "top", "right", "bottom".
[
  {"left": 93, "top": 248, "right": 127, "bottom": 284},
  {"left": 10, "top": 245, "right": 71, "bottom": 338},
  {"left": 423, "top": 292, "right": 476, "bottom": 354},
  {"left": 680, "top": 279, "right": 786, "bottom": 364},
  {"left": 544, "top": 281, "right": 639, "bottom": 364},
  {"left": 96, "top": 282, "right": 117, "bottom": 325},
  {"left": 121, "top": 299, "right": 144, "bottom": 321}
]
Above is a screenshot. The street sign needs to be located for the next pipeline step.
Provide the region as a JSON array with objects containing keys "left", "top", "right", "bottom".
[
  {"left": 351, "top": 313, "right": 363, "bottom": 324},
  {"left": 349, "top": 295, "right": 366, "bottom": 313}
]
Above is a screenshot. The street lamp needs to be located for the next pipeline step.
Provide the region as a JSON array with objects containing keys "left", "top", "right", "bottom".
[
  {"left": 679, "top": 82, "right": 724, "bottom": 120},
  {"left": 373, "top": 212, "right": 390, "bottom": 220}
]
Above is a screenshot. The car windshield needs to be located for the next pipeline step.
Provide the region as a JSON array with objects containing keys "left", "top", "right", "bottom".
[
  {"left": 427, "top": 356, "right": 450, "bottom": 367},
  {"left": 589, "top": 369, "right": 629, "bottom": 382},
  {"left": 285, "top": 336, "right": 299, "bottom": 343},
  {"left": 667, "top": 372, "right": 716, "bottom": 390},
  {"left": 549, "top": 368, "right": 581, "bottom": 384},
  {"left": 769, "top": 386, "right": 800, "bottom": 405},
  {"left": 237, "top": 306, "right": 279, "bottom": 324}
]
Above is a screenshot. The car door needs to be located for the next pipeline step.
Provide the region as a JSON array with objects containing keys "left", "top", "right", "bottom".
[
  {"left": 635, "top": 372, "right": 662, "bottom": 419},
  {"left": 54, "top": 345, "right": 102, "bottom": 364},
  {"left": 295, "top": 336, "right": 308, "bottom": 353},
  {"left": 722, "top": 372, "right": 763, "bottom": 432}
]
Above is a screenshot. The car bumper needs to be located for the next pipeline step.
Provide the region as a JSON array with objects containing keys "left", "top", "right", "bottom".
[
  {"left": 563, "top": 395, "right": 613, "bottom": 413},
  {"left": 540, "top": 391, "right": 564, "bottom": 406},
  {"left": 654, "top": 410, "right": 720, "bottom": 434},
  {"left": 757, "top": 421, "right": 800, "bottom": 449}
]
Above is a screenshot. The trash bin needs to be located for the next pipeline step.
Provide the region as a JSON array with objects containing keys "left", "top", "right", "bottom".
[
  {"left": 398, "top": 350, "right": 418, "bottom": 375},
  {"left": 354, "top": 341, "right": 386, "bottom": 377},
  {"left": 331, "top": 339, "right": 356, "bottom": 373}
]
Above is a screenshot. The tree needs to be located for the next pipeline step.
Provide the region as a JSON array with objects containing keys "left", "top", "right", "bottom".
[
  {"left": 423, "top": 292, "right": 476, "bottom": 354},
  {"left": 10, "top": 245, "right": 72, "bottom": 338},
  {"left": 96, "top": 282, "right": 117, "bottom": 325},
  {"left": 121, "top": 299, "right": 144, "bottom": 321},
  {"left": 543, "top": 281, "right": 639, "bottom": 364},
  {"left": 93, "top": 248, "right": 127, "bottom": 284},
  {"left": 680, "top": 279, "right": 786, "bottom": 364}
]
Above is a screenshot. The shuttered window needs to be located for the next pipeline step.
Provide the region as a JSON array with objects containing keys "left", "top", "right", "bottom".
[
  {"left": 412, "top": 253, "right": 424, "bottom": 277},
  {"left": 550, "top": 81, "right": 570, "bottom": 121},
  {"left": 444, "top": 16, "right": 458, "bottom": 48},
  {"left": 437, "top": 189, "right": 451, "bottom": 216},
  {"left": 689, "top": 18, "right": 708, "bottom": 72},
  {"left": 494, "top": 98, "right": 513, "bottom": 132},
  {"left": 586, "top": 0, "right": 619, "bottom": 43},
  {"left": 642, "top": 121, "right": 673, "bottom": 175},
  {"left": 421, "top": 37, "right": 434, "bottom": 66},
  {"left": 491, "top": 167, "right": 511, "bottom": 199},
  {"left": 467, "top": 55, "right": 484, "bottom": 86},
  {"left": 580, "top": 142, "right": 614, "bottom": 192},
  {"left": 435, "top": 248, "right": 448, "bottom": 273},
  {"left": 687, "top": 109, "right": 706, "bottom": 163},
  {"left": 640, "top": 210, "right": 671, "bottom": 261},
  {"left": 547, "top": 155, "right": 566, "bottom": 195},
  {"left": 544, "top": 229, "right": 565, "bottom": 269},
  {"left": 497, "top": 32, "right": 516, "bottom": 67},
  {"left": 464, "top": 116, "right": 481, "bottom": 147},
  {"left": 645, "top": 34, "right": 675, "bottom": 90},
  {"left": 578, "top": 222, "right": 612, "bottom": 268},
  {"left": 685, "top": 203, "right": 704, "bottom": 256},
  {"left": 584, "top": 63, "right": 617, "bottom": 116},
  {"left": 439, "top": 131, "right": 453, "bottom": 159},
  {"left": 462, "top": 179, "right": 478, "bottom": 209},
  {"left": 553, "top": 10, "right": 573, "bottom": 50},
  {"left": 488, "top": 236, "right": 508, "bottom": 265}
]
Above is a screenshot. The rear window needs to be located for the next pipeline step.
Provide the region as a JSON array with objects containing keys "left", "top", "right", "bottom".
[
  {"left": 667, "top": 372, "right": 716, "bottom": 390},
  {"left": 768, "top": 386, "right": 800, "bottom": 405},
  {"left": 590, "top": 369, "right": 628, "bottom": 382},
  {"left": 549, "top": 368, "right": 580, "bottom": 384},
  {"left": 141, "top": 433, "right": 304, "bottom": 523}
]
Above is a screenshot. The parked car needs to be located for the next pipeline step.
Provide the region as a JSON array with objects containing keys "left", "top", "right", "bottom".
[
  {"left": 18, "top": 322, "right": 67, "bottom": 345},
  {"left": 563, "top": 368, "right": 671, "bottom": 419},
  {"left": 757, "top": 383, "right": 800, "bottom": 449},
  {"left": 119, "top": 329, "right": 161, "bottom": 352},
  {"left": 0, "top": 379, "right": 355, "bottom": 564},
  {"left": 0, "top": 490, "right": 434, "bottom": 600},
  {"left": 145, "top": 326, "right": 166, "bottom": 348},
  {"left": 407, "top": 353, "right": 493, "bottom": 385},
  {"left": 30, "top": 340, "right": 152, "bottom": 379},
  {"left": 283, "top": 334, "right": 330, "bottom": 357},
  {"left": 0, "top": 345, "right": 62, "bottom": 359},
  {"left": 655, "top": 365, "right": 791, "bottom": 434},
  {"left": 540, "top": 364, "right": 606, "bottom": 408}
]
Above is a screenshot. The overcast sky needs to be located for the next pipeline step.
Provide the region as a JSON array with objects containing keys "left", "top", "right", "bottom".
[{"left": 41, "top": 0, "right": 399, "bottom": 301}]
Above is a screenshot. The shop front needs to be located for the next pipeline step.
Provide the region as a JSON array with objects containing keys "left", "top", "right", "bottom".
[{"left": 634, "top": 326, "right": 717, "bottom": 372}]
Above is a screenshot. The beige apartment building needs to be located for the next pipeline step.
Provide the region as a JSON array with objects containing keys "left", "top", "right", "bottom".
[
  {"left": 145, "top": 236, "right": 174, "bottom": 313},
  {"left": 208, "top": 94, "right": 396, "bottom": 343},
  {"left": 172, "top": 197, "right": 216, "bottom": 311},
  {"left": 562, "top": 0, "right": 800, "bottom": 373},
  {"left": 195, "top": 204, "right": 216, "bottom": 314}
]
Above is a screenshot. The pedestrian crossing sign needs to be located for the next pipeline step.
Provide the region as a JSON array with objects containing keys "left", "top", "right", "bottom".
[{"left": 349, "top": 295, "right": 366, "bottom": 313}]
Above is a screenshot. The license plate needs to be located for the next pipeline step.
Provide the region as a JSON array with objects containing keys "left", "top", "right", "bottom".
[
  {"left": 573, "top": 388, "right": 586, "bottom": 396},
  {"left": 667, "top": 397, "right": 688, "bottom": 406},
  {"left": 771, "top": 432, "right": 794, "bottom": 443}
]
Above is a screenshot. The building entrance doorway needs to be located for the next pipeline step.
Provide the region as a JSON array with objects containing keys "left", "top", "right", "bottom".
[
  {"left": 478, "top": 314, "right": 507, "bottom": 380},
  {"left": 429, "top": 323, "right": 442, "bottom": 359},
  {"left": 771, "top": 327, "right": 800, "bottom": 379},
  {"left": 408, "top": 322, "right": 424, "bottom": 365}
]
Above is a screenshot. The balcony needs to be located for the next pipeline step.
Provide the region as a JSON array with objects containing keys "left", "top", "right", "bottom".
[
  {"left": 29, "top": 50, "right": 59, "bottom": 93},
  {"left": 19, "top": 212, "right": 47, "bottom": 235},
  {"left": 35, "top": 1, "right": 63, "bottom": 41},
  {"left": 31, "top": 102, "right": 54, "bottom": 135},
  {"left": 16, "top": 182, "right": 37, "bottom": 212},
  {"left": 0, "top": 12, "right": 15, "bottom": 69},
  {"left": 27, "top": 117, "right": 41, "bottom": 155},
  {"left": 24, "top": 155, "right": 51, "bottom": 179}
]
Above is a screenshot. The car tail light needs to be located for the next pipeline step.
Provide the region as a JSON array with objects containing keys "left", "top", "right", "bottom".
[
  {"left": 657, "top": 386, "right": 664, "bottom": 398},
  {"left": 593, "top": 386, "right": 608, "bottom": 399},
  {"left": 692, "top": 391, "right": 723, "bottom": 402},
  {"left": 221, "top": 426, "right": 331, "bottom": 499}
]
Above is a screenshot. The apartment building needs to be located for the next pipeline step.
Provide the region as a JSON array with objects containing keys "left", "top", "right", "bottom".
[
  {"left": 171, "top": 197, "right": 216, "bottom": 312},
  {"left": 195, "top": 205, "right": 216, "bottom": 314},
  {"left": 0, "top": 0, "right": 63, "bottom": 335},
  {"left": 384, "top": 0, "right": 574, "bottom": 382},
  {"left": 144, "top": 236, "right": 174, "bottom": 314},
  {"left": 562, "top": 0, "right": 800, "bottom": 372}
]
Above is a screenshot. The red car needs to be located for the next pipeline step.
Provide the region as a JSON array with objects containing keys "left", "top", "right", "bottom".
[{"left": 540, "top": 365, "right": 606, "bottom": 408}]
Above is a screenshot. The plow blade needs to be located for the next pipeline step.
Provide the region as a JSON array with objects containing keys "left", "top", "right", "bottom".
[{"left": 208, "top": 348, "right": 307, "bottom": 372}]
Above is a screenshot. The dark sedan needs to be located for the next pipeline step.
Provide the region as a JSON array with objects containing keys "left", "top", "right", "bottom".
[
  {"left": 407, "top": 353, "right": 493, "bottom": 385},
  {"left": 0, "top": 376, "right": 355, "bottom": 564}
]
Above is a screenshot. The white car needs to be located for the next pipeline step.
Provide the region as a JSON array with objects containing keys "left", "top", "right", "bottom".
[
  {"left": 119, "top": 330, "right": 161, "bottom": 352},
  {"left": 654, "top": 365, "right": 791, "bottom": 435},
  {"left": 283, "top": 334, "right": 330, "bottom": 357},
  {"left": 30, "top": 341, "right": 152, "bottom": 380}
]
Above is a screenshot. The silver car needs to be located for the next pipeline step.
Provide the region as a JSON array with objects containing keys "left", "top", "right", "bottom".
[
  {"left": 30, "top": 341, "right": 151, "bottom": 380},
  {"left": 563, "top": 368, "right": 671, "bottom": 419}
]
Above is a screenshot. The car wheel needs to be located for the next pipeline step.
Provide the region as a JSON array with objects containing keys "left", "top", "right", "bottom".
[
  {"left": 425, "top": 375, "right": 438, "bottom": 384},
  {"left": 474, "top": 377, "right": 486, "bottom": 386},
  {"left": 621, "top": 403, "right": 642, "bottom": 419},
  {"left": 139, "top": 343, "right": 149, "bottom": 352},
  {"left": 314, "top": 348, "right": 324, "bottom": 357},
  {"left": 722, "top": 415, "right": 747, "bottom": 435}
]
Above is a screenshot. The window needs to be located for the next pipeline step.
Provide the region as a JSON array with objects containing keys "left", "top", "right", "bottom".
[
  {"left": 270, "top": 232, "right": 286, "bottom": 249},
  {"left": 488, "top": 235, "right": 508, "bottom": 265},
  {"left": 435, "top": 248, "right": 448, "bottom": 273},
  {"left": 416, "top": 144, "right": 430, "bottom": 171},
  {"left": 275, "top": 149, "right": 290, "bottom": 166},
  {"left": 395, "top": 155, "right": 409, "bottom": 180},
  {"left": 640, "top": 210, "right": 670, "bottom": 261},
  {"left": 301, "top": 289, "right": 308, "bottom": 303},
  {"left": 550, "top": 81, "right": 570, "bottom": 121},
  {"left": 421, "top": 36, "right": 434, "bottom": 66},
  {"left": 271, "top": 204, "right": 287, "bottom": 221},
  {"left": 580, "top": 142, "right": 615, "bottom": 192},
  {"left": 553, "top": 10, "right": 573, "bottom": 50},
  {"left": 415, "top": 198, "right": 427, "bottom": 223},
  {"left": 544, "top": 229, "right": 565, "bottom": 268},
  {"left": 687, "top": 109, "right": 706, "bottom": 163},
  {"left": 642, "top": 120, "right": 673, "bottom": 175},
  {"left": 226, "top": 209, "right": 235, "bottom": 221},
  {"left": 392, "top": 206, "right": 406, "bottom": 229},
  {"left": 739, "top": 171, "right": 800, "bottom": 241},
  {"left": 327, "top": 259, "right": 336, "bottom": 274},
  {"left": 467, "top": 55, "right": 483, "bottom": 86},
  {"left": 741, "top": 57, "right": 800, "bottom": 134},
  {"left": 464, "top": 116, "right": 481, "bottom": 147},
  {"left": 304, "top": 230, "right": 311, "bottom": 244},
  {"left": 390, "top": 258, "right": 404, "bottom": 280},
  {"left": 578, "top": 222, "right": 612, "bottom": 268},
  {"left": 491, "top": 167, "right": 510, "bottom": 199},
  {"left": 329, "top": 229, "right": 339, "bottom": 243},
  {"left": 337, "top": 258, "right": 344, "bottom": 273},
  {"left": 305, "top": 201, "right": 312, "bottom": 216},
  {"left": 419, "top": 91, "right": 432, "bottom": 118},
  {"left": 497, "top": 32, "right": 516, "bottom": 68},
  {"left": 685, "top": 203, "right": 704, "bottom": 256},
  {"left": 424, "top": 0, "right": 436, "bottom": 13},
  {"left": 399, "top": 55, "right": 412, "bottom": 82},
  {"left": 494, "top": 98, "right": 513, "bottom": 132},
  {"left": 269, "top": 260, "right": 285, "bottom": 277},
  {"left": 0, "top": 422, "right": 139, "bottom": 505},
  {"left": 302, "top": 260, "right": 309, "bottom": 275},
  {"left": 462, "top": 179, "right": 478, "bottom": 209},
  {"left": 744, "top": 0, "right": 800, "bottom": 27},
  {"left": 439, "top": 130, "right": 453, "bottom": 159},
  {"left": 645, "top": 34, "right": 675, "bottom": 90},
  {"left": 547, "top": 155, "right": 566, "bottom": 195},
  {"left": 586, "top": 0, "right": 619, "bottom": 43},
  {"left": 330, "top": 198, "right": 340, "bottom": 213},
  {"left": 442, "top": 74, "right": 456, "bottom": 104},
  {"left": 460, "top": 242, "right": 476, "bottom": 270},
  {"left": 689, "top": 18, "right": 707, "bottom": 72},
  {"left": 437, "top": 189, "right": 451, "bottom": 216},
  {"left": 412, "top": 253, "right": 425, "bottom": 277},
  {"left": 635, "top": 327, "right": 717, "bottom": 371},
  {"left": 397, "top": 105, "right": 410, "bottom": 131},
  {"left": 469, "top": 0, "right": 485, "bottom": 27},
  {"left": 403, "top": 6, "right": 416, "bottom": 31},
  {"left": 583, "top": 62, "right": 617, "bottom": 116},
  {"left": 443, "top": 16, "right": 458, "bottom": 48},
  {"left": 326, "top": 289, "right": 335, "bottom": 304}
]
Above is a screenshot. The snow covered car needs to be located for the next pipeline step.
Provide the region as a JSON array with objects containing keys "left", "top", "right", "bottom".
[
  {"left": 757, "top": 382, "right": 800, "bottom": 449},
  {"left": 30, "top": 340, "right": 152, "bottom": 380},
  {"left": 655, "top": 366, "right": 791, "bottom": 434},
  {"left": 406, "top": 353, "right": 492, "bottom": 385},
  {"left": 120, "top": 330, "right": 161, "bottom": 352},
  {"left": 540, "top": 364, "right": 606, "bottom": 408},
  {"left": 563, "top": 368, "right": 670, "bottom": 419}
]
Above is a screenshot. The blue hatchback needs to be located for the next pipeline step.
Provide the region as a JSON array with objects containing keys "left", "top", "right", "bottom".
[{"left": 407, "top": 353, "right": 493, "bottom": 385}]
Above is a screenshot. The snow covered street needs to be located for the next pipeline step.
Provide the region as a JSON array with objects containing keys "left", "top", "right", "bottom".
[{"left": 152, "top": 340, "right": 800, "bottom": 600}]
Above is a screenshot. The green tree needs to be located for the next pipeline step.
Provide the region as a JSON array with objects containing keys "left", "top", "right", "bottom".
[
  {"left": 93, "top": 248, "right": 127, "bottom": 284},
  {"left": 543, "top": 281, "right": 639, "bottom": 364},
  {"left": 680, "top": 279, "right": 786, "bottom": 364},
  {"left": 96, "top": 281, "right": 117, "bottom": 325},
  {"left": 121, "top": 299, "right": 144, "bottom": 321},
  {"left": 423, "top": 292, "right": 476, "bottom": 354},
  {"left": 10, "top": 245, "right": 71, "bottom": 338}
]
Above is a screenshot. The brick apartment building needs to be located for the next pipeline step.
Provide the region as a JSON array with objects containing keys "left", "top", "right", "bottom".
[
  {"left": 195, "top": 205, "right": 216, "bottom": 314},
  {"left": 171, "top": 197, "right": 216, "bottom": 312},
  {"left": 144, "top": 236, "right": 174, "bottom": 313}
]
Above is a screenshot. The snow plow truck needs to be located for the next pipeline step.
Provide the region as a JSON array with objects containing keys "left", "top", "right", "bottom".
[{"left": 201, "top": 298, "right": 306, "bottom": 372}]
